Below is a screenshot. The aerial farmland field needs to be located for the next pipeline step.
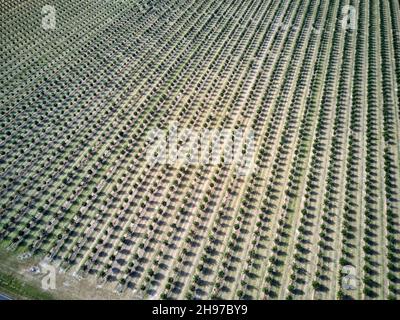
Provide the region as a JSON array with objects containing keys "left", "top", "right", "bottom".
[{"left": 0, "top": 0, "right": 400, "bottom": 301}]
